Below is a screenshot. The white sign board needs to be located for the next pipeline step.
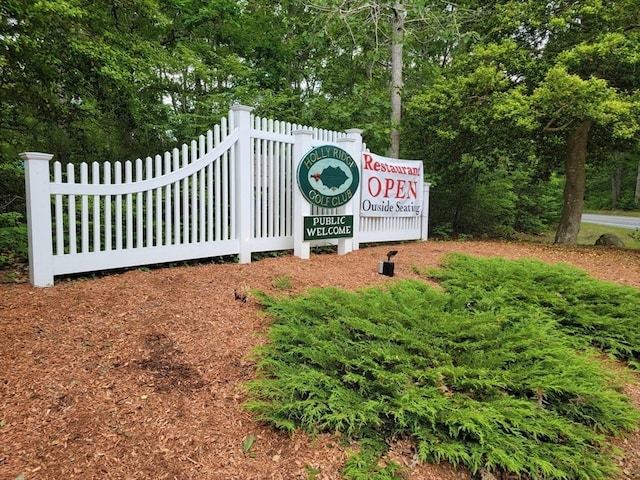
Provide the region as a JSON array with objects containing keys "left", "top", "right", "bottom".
[{"left": 360, "top": 152, "right": 423, "bottom": 217}]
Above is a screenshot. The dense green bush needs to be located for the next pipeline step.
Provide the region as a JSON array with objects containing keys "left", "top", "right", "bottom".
[
  {"left": 246, "top": 257, "right": 640, "bottom": 479},
  {"left": 427, "top": 161, "right": 516, "bottom": 239},
  {"left": 513, "top": 173, "right": 563, "bottom": 233},
  {"left": 0, "top": 212, "right": 28, "bottom": 268},
  {"left": 427, "top": 160, "right": 561, "bottom": 239},
  {"left": 585, "top": 153, "right": 640, "bottom": 211},
  {"left": 0, "top": 162, "right": 26, "bottom": 216}
]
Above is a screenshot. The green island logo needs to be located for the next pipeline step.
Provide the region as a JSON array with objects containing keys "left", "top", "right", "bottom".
[{"left": 297, "top": 145, "right": 360, "bottom": 208}]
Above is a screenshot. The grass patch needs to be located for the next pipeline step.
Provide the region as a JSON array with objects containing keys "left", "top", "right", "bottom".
[
  {"left": 273, "top": 274, "right": 293, "bottom": 291},
  {"left": 578, "top": 223, "right": 640, "bottom": 248},
  {"left": 530, "top": 221, "right": 640, "bottom": 249},
  {"left": 585, "top": 210, "right": 640, "bottom": 217},
  {"left": 246, "top": 256, "right": 640, "bottom": 480}
]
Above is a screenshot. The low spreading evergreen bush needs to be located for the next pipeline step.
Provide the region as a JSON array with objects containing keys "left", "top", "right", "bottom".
[
  {"left": 245, "top": 257, "right": 640, "bottom": 479},
  {"left": 425, "top": 254, "right": 640, "bottom": 369}
]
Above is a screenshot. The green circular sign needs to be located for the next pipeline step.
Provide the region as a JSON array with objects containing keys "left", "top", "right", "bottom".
[{"left": 297, "top": 145, "right": 360, "bottom": 208}]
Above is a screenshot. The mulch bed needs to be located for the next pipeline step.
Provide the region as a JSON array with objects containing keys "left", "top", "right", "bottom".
[{"left": 1, "top": 240, "right": 639, "bottom": 479}]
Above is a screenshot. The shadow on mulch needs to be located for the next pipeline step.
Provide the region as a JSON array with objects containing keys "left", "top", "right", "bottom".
[{"left": 136, "top": 332, "right": 206, "bottom": 394}]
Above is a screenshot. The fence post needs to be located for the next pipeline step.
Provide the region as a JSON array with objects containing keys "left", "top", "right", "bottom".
[
  {"left": 338, "top": 129, "right": 363, "bottom": 253},
  {"left": 231, "top": 104, "right": 254, "bottom": 264},
  {"left": 20, "top": 152, "right": 54, "bottom": 287},
  {"left": 292, "top": 129, "right": 314, "bottom": 260},
  {"left": 421, "top": 182, "right": 431, "bottom": 240}
]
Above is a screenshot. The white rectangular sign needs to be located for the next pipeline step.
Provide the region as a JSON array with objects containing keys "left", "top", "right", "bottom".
[{"left": 360, "top": 152, "right": 423, "bottom": 217}]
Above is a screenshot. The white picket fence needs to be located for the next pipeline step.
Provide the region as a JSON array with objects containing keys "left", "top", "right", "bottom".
[{"left": 21, "top": 105, "right": 430, "bottom": 287}]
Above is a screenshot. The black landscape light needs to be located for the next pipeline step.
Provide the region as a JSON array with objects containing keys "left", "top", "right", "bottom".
[{"left": 379, "top": 250, "right": 398, "bottom": 277}]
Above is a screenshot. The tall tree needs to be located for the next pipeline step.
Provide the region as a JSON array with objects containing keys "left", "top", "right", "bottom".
[
  {"left": 389, "top": 2, "right": 405, "bottom": 158},
  {"left": 0, "top": 0, "right": 176, "bottom": 164},
  {"left": 636, "top": 154, "right": 640, "bottom": 206},
  {"left": 528, "top": 66, "right": 637, "bottom": 243},
  {"left": 308, "top": 1, "right": 470, "bottom": 158},
  {"left": 407, "top": 0, "right": 640, "bottom": 243},
  {"left": 504, "top": 0, "right": 640, "bottom": 243},
  {"left": 154, "top": 0, "right": 251, "bottom": 141}
]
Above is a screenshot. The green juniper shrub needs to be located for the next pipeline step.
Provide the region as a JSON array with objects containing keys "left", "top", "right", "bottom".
[
  {"left": 341, "top": 438, "right": 406, "bottom": 480},
  {"left": 423, "top": 254, "right": 640, "bottom": 369},
  {"left": 246, "top": 264, "right": 640, "bottom": 480}
]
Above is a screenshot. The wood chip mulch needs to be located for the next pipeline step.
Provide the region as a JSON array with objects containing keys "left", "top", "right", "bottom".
[{"left": 1, "top": 240, "right": 639, "bottom": 480}]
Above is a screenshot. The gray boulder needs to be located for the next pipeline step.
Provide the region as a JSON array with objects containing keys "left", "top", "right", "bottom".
[{"left": 595, "top": 233, "right": 625, "bottom": 248}]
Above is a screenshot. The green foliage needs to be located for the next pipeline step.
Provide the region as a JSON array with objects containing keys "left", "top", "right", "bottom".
[
  {"left": 273, "top": 274, "right": 293, "bottom": 291},
  {"left": 404, "top": 0, "right": 640, "bottom": 243},
  {"left": 514, "top": 172, "right": 564, "bottom": 233},
  {"left": 527, "top": 66, "right": 639, "bottom": 139},
  {"left": 342, "top": 438, "right": 406, "bottom": 480},
  {"left": 2, "top": 0, "right": 171, "bottom": 163},
  {"left": 242, "top": 433, "right": 256, "bottom": 454},
  {"left": 246, "top": 259, "right": 640, "bottom": 479},
  {"left": 305, "top": 464, "right": 321, "bottom": 480},
  {"left": 0, "top": 212, "right": 28, "bottom": 267},
  {"left": 421, "top": 155, "right": 560, "bottom": 238},
  {"left": 0, "top": 162, "right": 25, "bottom": 215},
  {"left": 2, "top": 0, "right": 639, "bottom": 246},
  {"left": 426, "top": 254, "right": 640, "bottom": 368},
  {"left": 585, "top": 152, "right": 640, "bottom": 211}
]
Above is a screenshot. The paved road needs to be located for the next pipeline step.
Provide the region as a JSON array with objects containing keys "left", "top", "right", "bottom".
[{"left": 582, "top": 213, "right": 640, "bottom": 230}]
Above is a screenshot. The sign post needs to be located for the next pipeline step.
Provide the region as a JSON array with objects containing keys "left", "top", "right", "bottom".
[
  {"left": 295, "top": 141, "right": 361, "bottom": 257},
  {"left": 336, "top": 131, "right": 362, "bottom": 253},
  {"left": 292, "top": 130, "right": 314, "bottom": 259}
]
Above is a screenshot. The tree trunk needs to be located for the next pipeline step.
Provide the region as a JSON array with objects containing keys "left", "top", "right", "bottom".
[
  {"left": 611, "top": 160, "right": 623, "bottom": 209},
  {"left": 636, "top": 155, "right": 640, "bottom": 206},
  {"left": 390, "top": 2, "right": 404, "bottom": 159},
  {"left": 554, "top": 119, "right": 592, "bottom": 244}
]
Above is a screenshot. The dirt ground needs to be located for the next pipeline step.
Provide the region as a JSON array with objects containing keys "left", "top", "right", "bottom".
[{"left": 1, "top": 240, "right": 640, "bottom": 480}]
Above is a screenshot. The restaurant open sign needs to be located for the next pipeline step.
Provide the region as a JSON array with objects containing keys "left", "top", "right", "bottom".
[{"left": 360, "top": 152, "right": 424, "bottom": 217}]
